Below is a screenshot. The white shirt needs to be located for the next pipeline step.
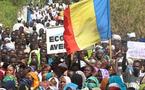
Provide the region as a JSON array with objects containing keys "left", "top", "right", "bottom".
[
  {"left": 13, "top": 23, "right": 24, "bottom": 31},
  {"left": 35, "top": 23, "right": 45, "bottom": 35}
]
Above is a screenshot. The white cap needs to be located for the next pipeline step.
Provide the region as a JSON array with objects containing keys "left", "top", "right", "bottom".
[
  {"left": 89, "top": 58, "right": 96, "bottom": 64},
  {"left": 112, "top": 45, "right": 115, "bottom": 50},
  {"left": 127, "top": 32, "right": 136, "bottom": 38},
  {"left": 95, "top": 45, "right": 103, "bottom": 49},
  {"left": 5, "top": 42, "right": 15, "bottom": 51},
  {"left": 80, "top": 61, "right": 86, "bottom": 68},
  {"left": 17, "top": 17, "right": 22, "bottom": 21},
  {"left": 112, "top": 34, "right": 121, "bottom": 40},
  {"left": 127, "top": 58, "right": 134, "bottom": 65},
  {"left": 101, "top": 40, "right": 109, "bottom": 44},
  {"left": 4, "top": 37, "right": 11, "bottom": 41},
  {"left": 128, "top": 82, "right": 139, "bottom": 90}
]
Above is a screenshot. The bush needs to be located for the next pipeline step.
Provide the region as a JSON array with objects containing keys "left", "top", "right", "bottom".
[{"left": 0, "top": 0, "right": 18, "bottom": 27}]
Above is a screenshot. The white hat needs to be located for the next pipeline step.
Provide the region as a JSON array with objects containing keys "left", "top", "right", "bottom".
[
  {"left": 17, "top": 17, "right": 22, "bottom": 21},
  {"left": 4, "top": 37, "right": 11, "bottom": 41},
  {"left": 95, "top": 45, "right": 103, "bottom": 49},
  {"left": 5, "top": 42, "right": 15, "bottom": 51},
  {"left": 127, "top": 32, "right": 136, "bottom": 38},
  {"left": 112, "top": 45, "right": 115, "bottom": 50},
  {"left": 128, "top": 82, "right": 139, "bottom": 90},
  {"left": 101, "top": 40, "right": 109, "bottom": 44},
  {"left": 112, "top": 34, "right": 121, "bottom": 40},
  {"left": 80, "top": 61, "right": 87, "bottom": 68},
  {"left": 89, "top": 58, "right": 96, "bottom": 64},
  {"left": 127, "top": 58, "right": 134, "bottom": 65}
]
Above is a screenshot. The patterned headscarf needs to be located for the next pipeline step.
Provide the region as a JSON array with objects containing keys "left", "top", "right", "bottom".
[
  {"left": 84, "top": 76, "right": 99, "bottom": 89},
  {"left": 109, "top": 75, "right": 126, "bottom": 90}
]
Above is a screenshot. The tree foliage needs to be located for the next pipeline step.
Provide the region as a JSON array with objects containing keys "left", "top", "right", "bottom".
[{"left": 110, "top": 0, "right": 145, "bottom": 38}]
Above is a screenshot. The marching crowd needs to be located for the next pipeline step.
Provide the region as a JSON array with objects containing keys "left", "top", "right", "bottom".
[{"left": 0, "top": 2, "right": 145, "bottom": 90}]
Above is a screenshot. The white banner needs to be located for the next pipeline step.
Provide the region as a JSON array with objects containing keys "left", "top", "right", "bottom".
[
  {"left": 127, "top": 41, "right": 145, "bottom": 59},
  {"left": 46, "top": 27, "right": 66, "bottom": 54}
]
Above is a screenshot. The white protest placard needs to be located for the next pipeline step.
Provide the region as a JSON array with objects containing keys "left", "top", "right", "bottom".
[
  {"left": 127, "top": 41, "right": 145, "bottom": 59},
  {"left": 46, "top": 26, "right": 66, "bottom": 54}
]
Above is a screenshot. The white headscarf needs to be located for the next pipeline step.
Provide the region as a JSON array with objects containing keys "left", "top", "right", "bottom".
[
  {"left": 48, "top": 77, "right": 59, "bottom": 90},
  {"left": 76, "top": 70, "right": 86, "bottom": 86},
  {"left": 62, "top": 76, "right": 71, "bottom": 84}
]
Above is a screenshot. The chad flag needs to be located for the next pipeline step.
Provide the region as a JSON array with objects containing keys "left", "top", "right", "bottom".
[{"left": 64, "top": 0, "right": 112, "bottom": 54}]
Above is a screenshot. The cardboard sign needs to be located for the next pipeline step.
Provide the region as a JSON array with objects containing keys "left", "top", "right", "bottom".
[
  {"left": 46, "top": 27, "right": 66, "bottom": 54},
  {"left": 127, "top": 41, "right": 145, "bottom": 59}
]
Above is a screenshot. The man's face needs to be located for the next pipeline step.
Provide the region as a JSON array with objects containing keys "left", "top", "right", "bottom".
[{"left": 133, "top": 62, "right": 141, "bottom": 70}]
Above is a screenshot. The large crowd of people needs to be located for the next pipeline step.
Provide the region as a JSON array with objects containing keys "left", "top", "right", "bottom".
[{"left": 0, "top": 2, "right": 145, "bottom": 90}]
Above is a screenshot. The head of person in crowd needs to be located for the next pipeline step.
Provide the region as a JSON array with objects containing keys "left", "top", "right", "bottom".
[
  {"left": 2, "top": 64, "right": 17, "bottom": 90},
  {"left": 83, "top": 76, "right": 99, "bottom": 90},
  {"left": 89, "top": 58, "right": 97, "bottom": 67},
  {"left": 39, "top": 71, "right": 50, "bottom": 90},
  {"left": 40, "top": 48, "right": 47, "bottom": 57},
  {"left": 132, "top": 60, "right": 142, "bottom": 77},
  {"left": 5, "top": 64, "right": 15, "bottom": 75},
  {"left": 1, "top": 48, "right": 7, "bottom": 59},
  {"left": 32, "top": 31, "right": 38, "bottom": 39},
  {"left": 114, "top": 41, "right": 122, "bottom": 53},
  {"left": 41, "top": 33, "right": 46, "bottom": 42},
  {"left": 48, "top": 77, "right": 59, "bottom": 90},
  {"left": 17, "top": 50, "right": 25, "bottom": 61},
  {"left": 14, "top": 37, "right": 21, "bottom": 45},
  {"left": 127, "top": 32, "right": 136, "bottom": 41},
  {"left": 112, "top": 34, "right": 122, "bottom": 43},
  {"left": 78, "top": 50, "right": 88, "bottom": 60},
  {"left": 83, "top": 65, "right": 94, "bottom": 78},
  {"left": 26, "top": 33, "right": 31, "bottom": 45},
  {"left": 1, "top": 31, "right": 9, "bottom": 41},
  {"left": 39, "top": 28, "right": 45, "bottom": 37},
  {"left": 76, "top": 70, "right": 86, "bottom": 86},
  {"left": 29, "top": 49, "right": 41, "bottom": 68},
  {"left": 19, "top": 26, "right": 24, "bottom": 33},
  {"left": 127, "top": 87, "right": 135, "bottom": 90},
  {"left": 20, "top": 46, "right": 26, "bottom": 53},
  {"left": 10, "top": 55, "right": 17, "bottom": 65},
  {"left": 32, "top": 25, "right": 37, "bottom": 31},
  {"left": 17, "top": 17, "right": 22, "bottom": 23},
  {"left": 101, "top": 40, "right": 109, "bottom": 49},
  {"left": 29, "top": 20, "right": 35, "bottom": 27},
  {"left": 141, "top": 60, "right": 145, "bottom": 73},
  {"left": 19, "top": 32, "right": 25, "bottom": 39},
  {"left": 5, "top": 27, "right": 11, "bottom": 36},
  {"left": 21, "top": 38, "right": 27, "bottom": 46},
  {"left": 11, "top": 31, "right": 16, "bottom": 42},
  {"left": 3, "top": 38, "right": 11, "bottom": 49},
  {"left": 38, "top": 39, "right": 44, "bottom": 48},
  {"left": 108, "top": 75, "right": 127, "bottom": 90},
  {"left": 64, "top": 70, "right": 75, "bottom": 79},
  {"left": 95, "top": 49, "right": 104, "bottom": 60},
  {"left": 26, "top": 70, "right": 39, "bottom": 89},
  {"left": 96, "top": 69, "right": 109, "bottom": 83},
  {"left": 18, "top": 68, "right": 32, "bottom": 90},
  {"left": 59, "top": 75, "right": 71, "bottom": 89},
  {"left": 70, "top": 73, "right": 83, "bottom": 89}
]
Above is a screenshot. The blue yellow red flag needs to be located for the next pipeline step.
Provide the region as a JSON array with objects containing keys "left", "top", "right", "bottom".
[{"left": 64, "top": 0, "right": 111, "bottom": 54}]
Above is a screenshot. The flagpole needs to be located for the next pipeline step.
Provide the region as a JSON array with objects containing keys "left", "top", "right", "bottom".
[{"left": 109, "top": 39, "right": 112, "bottom": 60}]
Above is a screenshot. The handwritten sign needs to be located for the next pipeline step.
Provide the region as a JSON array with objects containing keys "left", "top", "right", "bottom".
[{"left": 127, "top": 41, "right": 145, "bottom": 59}]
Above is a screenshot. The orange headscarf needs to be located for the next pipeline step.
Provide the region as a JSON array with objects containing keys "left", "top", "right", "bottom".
[
  {"left": 27, "top": 72, "right": 39, "bottom": 89},
  {"left": 100, "top": 77, "right": 109, "bottom": 90}
]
